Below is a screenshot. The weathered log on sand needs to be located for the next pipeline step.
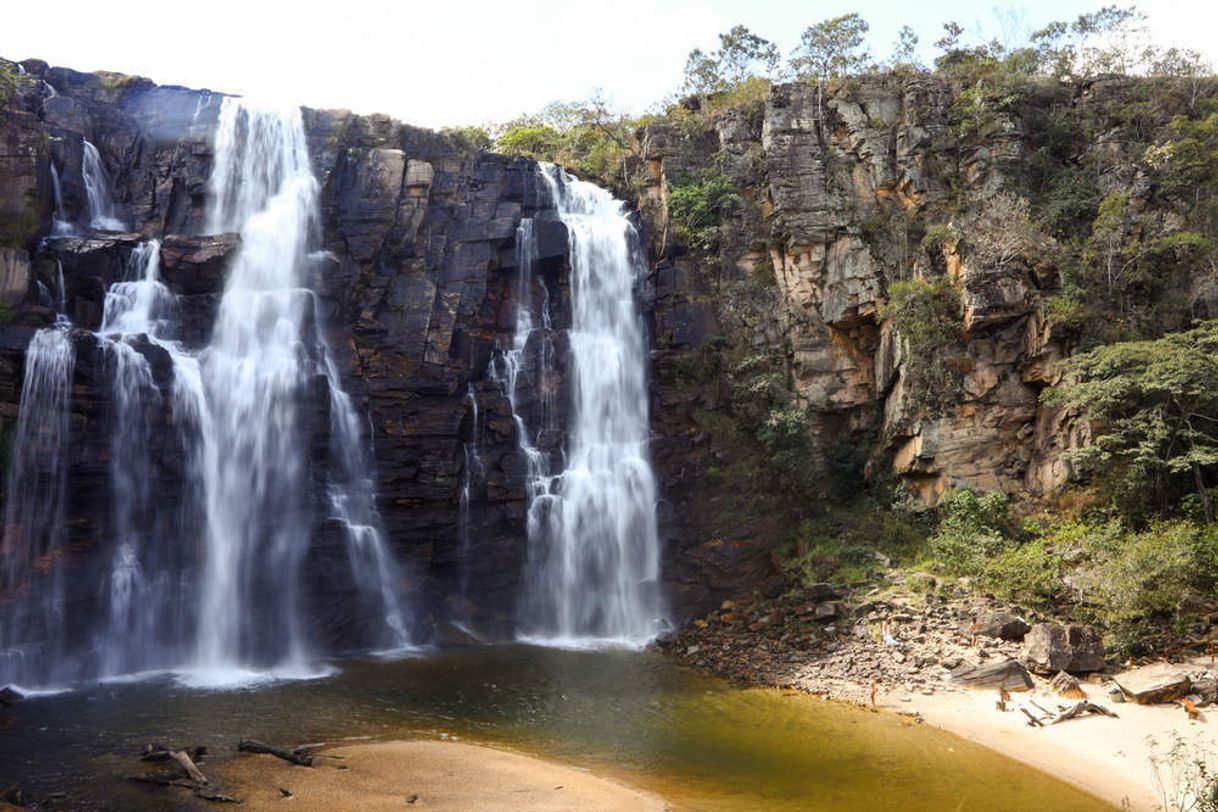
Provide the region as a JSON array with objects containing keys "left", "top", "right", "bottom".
[
  {"left": 172, "top": 750, "right": 210, "bottom": 785},
  {"left": 1049, "top": 700, "right": 1119, "bottom": 724},
  {"left": 238, "top": 739, "right": 314, "bottom": 767}
]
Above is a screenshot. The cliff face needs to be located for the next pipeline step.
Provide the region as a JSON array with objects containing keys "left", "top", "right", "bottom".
[
  {"left": 638, "top": 74, "right": 1218, "bottom": 606},
  {"left": 0, "top": 60, "right": 571, "bottom": 640},
  {"left": 2, "top": 59, "right": 1212, "bottom": 636}
]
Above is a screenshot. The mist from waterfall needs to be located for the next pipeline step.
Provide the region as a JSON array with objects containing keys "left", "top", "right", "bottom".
[{"left": 510, "top": 164, "right": 666, "bottom": 647}]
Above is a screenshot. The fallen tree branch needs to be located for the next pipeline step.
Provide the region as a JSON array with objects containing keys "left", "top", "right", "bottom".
[{"left": 237, "top": 739, "right": 314, "bottom": 767}]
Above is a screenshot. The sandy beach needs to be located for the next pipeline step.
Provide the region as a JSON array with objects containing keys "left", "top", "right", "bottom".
[
  {"left": 214, "top": 739, "right": 665, "bottom": 811},
  {"left": 879, "top": 660, "right": 1217, "bottom": 811}
]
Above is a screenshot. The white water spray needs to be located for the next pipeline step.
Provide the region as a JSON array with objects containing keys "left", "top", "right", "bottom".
[
  {"left": 512, "top": 165, "right": 666, "bottom": 647},
  {"left": 81, "top": 140, "right": 125, "bottom": 231}
]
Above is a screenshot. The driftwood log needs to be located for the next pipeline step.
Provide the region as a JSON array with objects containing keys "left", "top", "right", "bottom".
[
  {"left": 129, "top": 745, "right": 239, "bottom": 804},
  {"left": 1049, "top": 700, "right": 1119, "bottom": 724},
  {"left": 238, "top": 739, "right": 314, "bottom": 767}
]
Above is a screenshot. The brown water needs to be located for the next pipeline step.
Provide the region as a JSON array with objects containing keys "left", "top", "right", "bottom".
[{"left": 0, "top": 646, "right": 1115, "bottom": 810}]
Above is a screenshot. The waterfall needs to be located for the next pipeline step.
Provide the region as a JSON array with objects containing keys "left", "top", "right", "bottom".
[
  {"left": 457, "top": 385, "right": 485, "bottom": 558},
  {"left": 510, "top": 165, "right": 665, "bottom": 647},
  {"left": 49, "top": 162, "right": 75, "bottom": 237},
  {"left": 190, "top": 98, "right": 408, "bottom": 682},
  {"left": 457, "top": 385, "right": 485, "bottom": 598},
  {"left": 81, "top": 141, "right": 125, "bottom": 231},
  {"left": 96, "top": 241, "right": 201, "bottom": 676},
  {"left": 0, "top": 324, "right": 76, "bottom": 687},
  {"left": 0, "top": 101, "right": 409, "bottom": 690}
]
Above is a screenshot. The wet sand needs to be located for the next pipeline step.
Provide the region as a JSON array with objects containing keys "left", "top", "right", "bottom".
[{"left": 216, "top": 739, "right": 666, "bottom": 811}]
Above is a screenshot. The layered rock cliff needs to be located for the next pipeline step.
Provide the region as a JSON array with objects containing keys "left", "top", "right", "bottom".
[{"left": 636, "top": 74, "right": 1218, "bottom": 607}]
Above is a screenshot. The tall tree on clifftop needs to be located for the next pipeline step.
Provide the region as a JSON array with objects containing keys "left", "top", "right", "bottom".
[
  {"left": 682, "top": 24, "right": 781, "bottom": 110},
  {"left": 789, "top": 13, "right": 872, "bottom": 126}
]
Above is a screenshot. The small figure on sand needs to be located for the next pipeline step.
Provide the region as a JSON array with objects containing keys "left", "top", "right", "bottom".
[{"left": 869, "top": 679, "right": 878, "bottom": 709}]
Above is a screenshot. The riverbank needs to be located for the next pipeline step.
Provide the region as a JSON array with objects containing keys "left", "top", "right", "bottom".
[
  {"left": 662, "top": 581, "right": 1218, "bottom": 811},
  {"left": 214, "top": 739, "right": 665, "bottom": 811}
]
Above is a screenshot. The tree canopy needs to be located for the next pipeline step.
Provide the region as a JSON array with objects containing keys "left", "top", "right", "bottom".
[{"left": 1045, "top": 321, "right": 1218, "bottom": 521}]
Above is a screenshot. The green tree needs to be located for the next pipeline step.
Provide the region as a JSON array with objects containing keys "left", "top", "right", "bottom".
[
  {"left": 789, "top": 13, "right": 872, "bottom": 124},
  {"left": 495, "top": 123, "right": 561, "bottom": 161},
  {"left": 1045, "top": 321, "right": 1218, "bottom": 521},
  {"left": 890, "top": 25, "right": 922, "bottom": 72},
  {"left": 682, "top": 24, "right": 780, "bottom": 107}
]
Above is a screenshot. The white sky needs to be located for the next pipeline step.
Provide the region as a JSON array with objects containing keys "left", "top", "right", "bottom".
[{"left": 2, "top": 0, "right": 1216, "bottom": 129}]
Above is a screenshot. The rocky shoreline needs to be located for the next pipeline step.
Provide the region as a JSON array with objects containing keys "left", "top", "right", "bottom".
[{"left": 657, "top": 574, "right": 1218, "bottom": 710}]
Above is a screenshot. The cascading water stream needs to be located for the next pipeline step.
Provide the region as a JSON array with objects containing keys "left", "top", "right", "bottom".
[
  {"left": 508, "top": 165, "right": 666, "bottom": 647},
  {"left": 81, "top": 140, "right": 125, "bottom": 231},
  {"left": 0, "top": 99, "right": 409, "bottom": 690},
  {"left": 49, "top": 162, "right": 75, "bottom": 237},
  {"left": 191, "top": 98, "right": 409, "bottom": 681},
  {"left": 95, "top": 241, "right": 204, "bottom": 677},
  {"left": 0, "top": 324, "right": 76, "bottom": 688}
]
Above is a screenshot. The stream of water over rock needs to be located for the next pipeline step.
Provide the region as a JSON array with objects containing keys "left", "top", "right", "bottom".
[
  {"left": 0, "top": 100, "right": 409, "bottom": 690},
  {"left": 498, "top": 165, "right": 665, "bottom": 647}
]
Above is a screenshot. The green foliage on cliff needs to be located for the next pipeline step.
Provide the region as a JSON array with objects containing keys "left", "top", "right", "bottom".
[
  {"left": 496, "top": 124, "right": 562, "bottom": 161},
  {"left": 876, "top": 276, "right": 965, "bottom": 409},
  {"left": 971, "top": 514, "right": 1217, "bottom": 654},
  {"left": 666, "top": 168, "right": 738, "bottom": 260},
  {"left": 780, "top": 500, "right": 930, "bottom": 585},
  {"left": 492, "top": 96, "right": 637, "bottom": 190},
  {"left": 1045, "top": 321, "right": 1218, "bottom": 522},
  {"left": 926, "top": 489, "right": 1014, "bottom": 576},
  {"left": 441, "top": 126, "right": 493, "bottom": 153}
]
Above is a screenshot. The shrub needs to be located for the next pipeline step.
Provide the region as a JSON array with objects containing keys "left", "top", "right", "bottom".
[
  {"left": 495, "top": 124, "right": 562, "bottom": 161},
  {"left": 667, "top": 168, "right": 738, "bottom": 260},
  {"left": 927, "top": 490, "right": 1013, "bottom": 576}
]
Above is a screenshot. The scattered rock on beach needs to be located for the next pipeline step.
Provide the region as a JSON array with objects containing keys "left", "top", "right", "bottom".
[
  {"left": 952, "top": 659, "right": 1034, "bottom": 691},
  {"left": 1114, "top": 663, "right": 1193, "bottom": 705},
  {"left": 965, "top": 613, "right": 1031, "bottom": 641},
  {"left": 1022, "top": 624, "right": 1106, "bottom": 675}
]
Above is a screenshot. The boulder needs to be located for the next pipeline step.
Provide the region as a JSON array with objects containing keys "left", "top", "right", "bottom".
[
  {"left": 964, "top": 612, "right": 1031, "bottom": 641},
  {"left": 814, "top": 601, "right": 840, "bottom": 620},
  {"left": 1114, "top": 664, "right": 1192, "bottom": 705},
  {"left": 0, "top": 685, "right": 23, "bottom": 707},
  {"left": 1022, "top": 624, "right": 1106, "bottom": 674},
  {"left": 1050, "top": 671, "right": 1086, "bottom": 699},
  {"left": 952, "top": 659, "right": 1033, "bottom": 692}
]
